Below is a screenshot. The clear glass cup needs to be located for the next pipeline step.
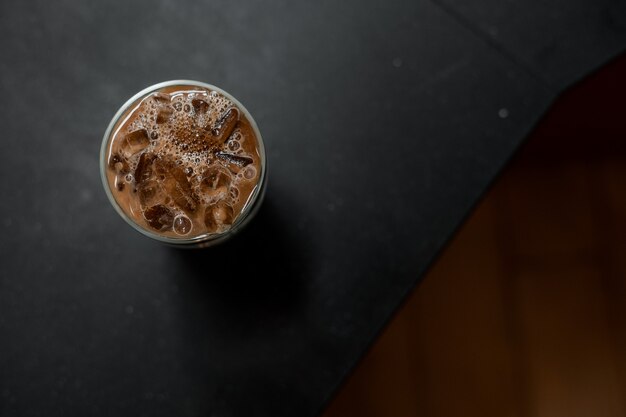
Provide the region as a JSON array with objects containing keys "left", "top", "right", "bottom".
[{"left": 100, "top": 80, "right": 267, "bottom": 248}]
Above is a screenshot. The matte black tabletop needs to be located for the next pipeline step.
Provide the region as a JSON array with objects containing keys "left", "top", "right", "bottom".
[{"left": 1, "top": 1, "right": 624, "bottom": 416}]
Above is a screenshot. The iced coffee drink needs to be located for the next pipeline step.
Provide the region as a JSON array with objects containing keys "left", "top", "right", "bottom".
[{"left": 100, "top": 81, "right": 266, "bottom": 246}]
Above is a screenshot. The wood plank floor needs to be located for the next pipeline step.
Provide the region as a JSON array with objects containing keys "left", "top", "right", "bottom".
[{"left": 322, "top": 55, "right": 626, "bottom": 417}]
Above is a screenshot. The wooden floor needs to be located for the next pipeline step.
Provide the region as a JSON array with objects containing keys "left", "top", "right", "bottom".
[{"left": 323, "top": 56, "right": 626, "bottom": 417}]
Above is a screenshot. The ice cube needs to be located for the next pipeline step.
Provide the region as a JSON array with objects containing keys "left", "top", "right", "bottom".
[
  {"left": 154, "top": 158, "right": 198, "bottom": 213},
  {"left": 213, "top": 202, "right": 234, "bottom": 225},
  {"left": 203, "top": 206, "right": 218, "bottom": 233},
  {"left": 153, "top": 92, "right": 171, "bottom": 103},
  {"left": 211, "top": 108, "right": 239, "bottom": 143},
  {"left": 156, "top": 106, "right": 174, "bottom": 124},
  {"left": 214, "top": 151, "right": 253, "bottom": 170},
  {"left": 192, "top": 98, "right": 209, "bottom": 114},
  {"left": 173, "top": 215, "right": 192, "bottom": 235},
  {"left": 135, "top": 154, "right": 165, "bottom": 207},
  {"left": 203, "top": 202, "right": 233, "bottom": 233},
  {"left": 122, "top": 129, "right": 150, "bottom": 157},
  {"left": 143, "top": 204, "right": 174, "bottom": 231},
  {"left": 199, "top": 165, "right": 231, "bottom": 201},
  {"left": 137, "top": 180, "right": 164, "bottom": 207},
  {"left": 134, "top": 152, "right": 157, "bottom": 186}
]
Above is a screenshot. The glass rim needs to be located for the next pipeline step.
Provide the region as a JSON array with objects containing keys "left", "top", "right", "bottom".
[{"left": 99, "top": 80, "right": 267, "bottom": 245}]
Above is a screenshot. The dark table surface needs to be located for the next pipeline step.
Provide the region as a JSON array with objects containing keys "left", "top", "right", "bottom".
[{"left": 0, "top": 1, "right": 624, "bottom": 416}]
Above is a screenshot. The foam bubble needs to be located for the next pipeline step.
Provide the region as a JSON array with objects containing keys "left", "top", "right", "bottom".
[
  {"left": 243, "top": 166, "right": 256, "bottom": 179},
  {"left": 173, "top": 215, "right": 192, "bottom": 235},
  {"left": 227, "top": 140, "right": 240, "bottom": 151}
]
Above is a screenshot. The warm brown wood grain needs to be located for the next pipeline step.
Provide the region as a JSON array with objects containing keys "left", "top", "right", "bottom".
[{"left": 323, "top": 55, "right": 626, "bottom": 417}]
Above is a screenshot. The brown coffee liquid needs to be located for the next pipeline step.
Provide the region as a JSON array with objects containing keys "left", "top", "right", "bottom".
[{"left": 104, "top": 85, "right": 262, "bottom": 239}]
